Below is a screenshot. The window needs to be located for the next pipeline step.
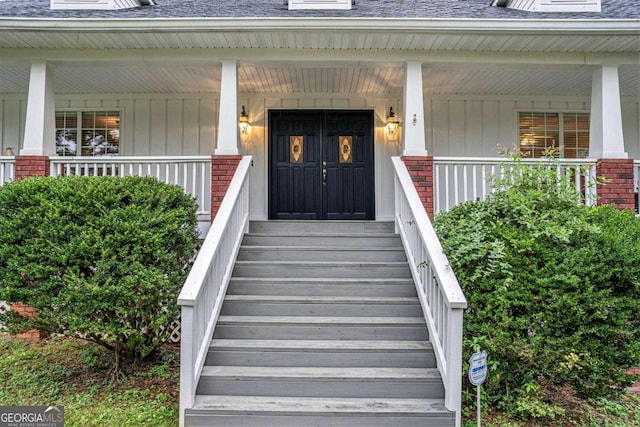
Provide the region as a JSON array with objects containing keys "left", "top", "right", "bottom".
[
  {"left": 55, "top": 111, "right": 120, "bottom": 157},
  {"left": 518, "top": 112, "right": 589, "bottom": 159}
]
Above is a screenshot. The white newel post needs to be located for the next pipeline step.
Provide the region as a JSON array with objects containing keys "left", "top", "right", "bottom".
[
  {"left": 402, "top": 61, "right": 428, "bottom": 157},
  {"left": 215, "top": 59, "right": 241, "bottom": 155},
  {"left": 589, "top": 64, "right": 627, "bottom": 159},
  {"left": 21, "top": 61, "right": 56, "bottom": 156}
]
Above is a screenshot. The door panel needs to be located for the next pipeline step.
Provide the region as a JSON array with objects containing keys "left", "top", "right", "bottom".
[{"left": 269, "top": 110, "right": 374, "bottom": 220}]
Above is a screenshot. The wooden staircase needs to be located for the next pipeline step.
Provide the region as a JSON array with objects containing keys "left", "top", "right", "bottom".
[{"left": 184, "top": 221, "right": 455, "bottom": 426}]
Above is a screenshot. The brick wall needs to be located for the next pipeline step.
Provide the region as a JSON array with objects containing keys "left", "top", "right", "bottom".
[
  {"left": 211, "top": 155, "right": 243, "bottom": 221},
  {"left": 14, "top": 155, "right": 50, "bottom": 179},
  {"left": 401, "top": 156, "right": 434, "bottom": 217},
  {"left": 596, "top": 159, "right": 635, "bottom": 210}
]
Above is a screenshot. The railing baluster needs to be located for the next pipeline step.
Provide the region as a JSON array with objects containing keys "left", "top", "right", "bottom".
[
  {"left": 434, "top": 158, "right": 598, "bottom": 213},
  {"left": 177, "top": 156, "right": 251, "bottom": 427},
  {"left": 392, "top": 157, "right": 467, "bottom": 427}
]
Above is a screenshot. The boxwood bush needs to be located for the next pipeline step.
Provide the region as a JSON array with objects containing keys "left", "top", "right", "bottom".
[
  {"left": 433, "top": 157, "right": 640, "bottom": 419},
  {"left": 0, "top": 176, "right": 200, "bottom": 365}
]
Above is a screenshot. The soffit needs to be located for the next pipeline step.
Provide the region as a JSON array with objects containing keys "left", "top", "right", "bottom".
[{"left": 0, "top": 27, "right": 638, "bottom": 53}]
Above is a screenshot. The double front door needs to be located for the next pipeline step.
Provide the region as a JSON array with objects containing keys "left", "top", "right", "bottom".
[{"left": 269, "top": 110, "right": 375, "bottom": 220}]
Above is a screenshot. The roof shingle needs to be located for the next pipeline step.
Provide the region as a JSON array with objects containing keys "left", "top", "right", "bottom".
[{"left": 0, "top": 0, "right": 638, "bottom": 20}]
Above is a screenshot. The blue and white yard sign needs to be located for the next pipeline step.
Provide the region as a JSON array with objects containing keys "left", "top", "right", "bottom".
[{"left": 468, "top": 350, "right": 488, "bottom": 386}]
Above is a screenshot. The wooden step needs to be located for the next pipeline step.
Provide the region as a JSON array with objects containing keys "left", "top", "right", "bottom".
[
  {"left": 237, "top": 246, "right": 407, "bottom": 262},
  {"left": 185, "top": 396, "right": 455, "bottom": 426},
  {"left": 213, "top": 316, "right": 428, "bottom": 340},
  {"left": 241, "top": 233, "right": 403, "bottom": 248},
  {"left": 232, "top": 261, "right": 412, "bottom": 278},
  {"left": 206, "top": 339, "right": 436, "bottom": 368},
  {"left": 220, "top": 295, "right": 422, "bottom": 317},
  {"left": 196, "top": 366, "right": 445, "bottom": 399},
  {"left": 226, "top": 277, "right": 417, "bottom": 297},
  {"left": 248, "top": 220, "right": 395, "bottom": 234}
]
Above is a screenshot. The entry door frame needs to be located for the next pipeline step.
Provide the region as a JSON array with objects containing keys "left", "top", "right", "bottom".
[{"left": 268, "top": 109, "right": 375, "bottom": 220}]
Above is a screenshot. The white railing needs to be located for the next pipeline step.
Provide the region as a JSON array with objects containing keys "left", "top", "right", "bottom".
[
  {"left": 177, "top": 156, "right": 251, "bottom": 427},
  {"left": 635, "top": 160, "right": 640, "bottom": 215},
  {"left": 49, "top": 156, "right": 211, "bottom": 219},
  {"left": 392, "top": 157, "right": 467, "bottom": 427},
  {"left": 433, "top": 157, "right": 598, "bottom": 214},
  {"left": 0, "top": 157, "right": 15, "bottom": 186}
]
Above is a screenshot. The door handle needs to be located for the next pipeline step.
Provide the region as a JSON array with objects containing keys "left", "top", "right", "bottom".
[{"left": 322, "top": 168, "right": 327, "bottom": 185}]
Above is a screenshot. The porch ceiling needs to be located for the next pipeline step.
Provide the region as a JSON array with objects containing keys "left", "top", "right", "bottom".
[{"left": 0, "top": 63, "right": 638, "bottom": 98}]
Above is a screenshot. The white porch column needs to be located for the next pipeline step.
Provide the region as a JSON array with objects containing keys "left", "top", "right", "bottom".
[
  {"left": 402, "top": 61, "right": 428, "bottom": 156},
  {"left": 21, "top": 61, "right": 56, "bottom": 156},
  {"left": 215, "top": 59, "right": 240, "bottom": 155},
  {"left": 588, "top": 64, "right": 627, "bottom": 159}
]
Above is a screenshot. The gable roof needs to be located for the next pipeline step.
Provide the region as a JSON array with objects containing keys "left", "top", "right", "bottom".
[{"left": 0, "top": 0, "right": 639, "bottom": 19}]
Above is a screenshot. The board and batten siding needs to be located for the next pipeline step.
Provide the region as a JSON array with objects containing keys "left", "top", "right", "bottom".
[
  {"left": 425, "top": 96, "right": 640, "bottom": 160},
  {"left": 0, "top": 94, "right": 218, "bottom": 157},
  {"left": 0, "top": 93, "right": 638, "bottom": 220},
  {"left": 239, "top": 94, "right": 403, "bottom": 221}
]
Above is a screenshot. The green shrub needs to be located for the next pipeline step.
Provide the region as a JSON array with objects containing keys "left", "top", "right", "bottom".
[
  {"left": 433, "top": 156, "right": 640, "bottom": 419},
  {"left": 0, "top": 176, "right": 200, "bottom": 364}
]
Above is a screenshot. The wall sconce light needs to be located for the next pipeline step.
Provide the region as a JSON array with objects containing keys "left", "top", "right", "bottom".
[
  {"left": 386, "top": 107, "right": 400, "bottom": 139},
  {"left": 3, "top": 147, "right": 14, "bottom": 156},
  {"left": 239, "top": 106, "right": 250, "bottom": 143}
]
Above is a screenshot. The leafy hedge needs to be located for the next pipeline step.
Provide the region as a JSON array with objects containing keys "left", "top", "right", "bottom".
[
  {"left": 0, "top": 176, "right": 200, "bottom": 363},
  {"left": 433, "top": 157, "right": 640, "bottom": 419}
]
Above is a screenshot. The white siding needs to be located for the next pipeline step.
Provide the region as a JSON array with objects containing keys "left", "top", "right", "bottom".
[
  {"left": 0, "top": 96, "right": 25, "bottom": 155},
  {"left": 241, "top": 94, "right": 402, "bottom": 221},
  {"left": 1, "top": 93, "right": 637, "bottom": 220},
  {"left": 0, "top": 94, "right": 217, "bottom": 156}
]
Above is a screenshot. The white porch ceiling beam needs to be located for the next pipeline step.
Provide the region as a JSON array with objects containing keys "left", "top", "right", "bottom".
[
  {"left": 21, "top": 61, "right": 56, "bottom": 156},
  {"left": 1, "top": 48, "right": 637, "bottom": 67}
]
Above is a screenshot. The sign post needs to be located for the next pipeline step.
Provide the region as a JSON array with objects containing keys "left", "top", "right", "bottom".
[{"left": 468, "top": 348, "right": 488, "bottom": 427}]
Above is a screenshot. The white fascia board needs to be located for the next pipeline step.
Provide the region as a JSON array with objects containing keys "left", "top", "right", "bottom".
[{"left": 0, "top": 17, "right": 638, "bottom": 35}]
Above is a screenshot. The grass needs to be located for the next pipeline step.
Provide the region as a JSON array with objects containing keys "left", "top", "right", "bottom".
[
  {"left": 463, "top": 393, "right": 640, "bottom": 427},
  {"left": 1, "top": 335, "right": 638, "bottom": 426},
  {"left": 0, "top": 335, "right": 178, "bottom": 427}
]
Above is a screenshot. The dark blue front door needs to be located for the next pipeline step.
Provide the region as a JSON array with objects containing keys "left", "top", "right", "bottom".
[{"left": 269, "top": 110, "right": 375, "bottom": 220}]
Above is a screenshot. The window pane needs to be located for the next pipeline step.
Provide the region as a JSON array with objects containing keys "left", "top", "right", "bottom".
[
  {"left": 81, "top": 111, "right": 119, "bottom": 156},
  {"left": 563, "top": 113, "right": 589, "bottom": 159},
  {"left": 519, "top": 112, "right": 559, "bottom": 158},
  {"left": 55, "top": 112, "right": 78, "bottom": 156},
  {"left": 520, "top": 112, "right": 588, "bottom": 159}
]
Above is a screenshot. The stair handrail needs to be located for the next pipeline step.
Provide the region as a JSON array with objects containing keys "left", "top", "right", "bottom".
[
  {"left": 177, "top": 155, "right": 252, "bottom": 427},
  {"left": 392, "top": 156, "right": 467, "bottom": 427}
]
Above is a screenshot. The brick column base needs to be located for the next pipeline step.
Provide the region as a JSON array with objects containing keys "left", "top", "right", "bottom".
[
  {"left": 596, "top": 158, "right": 635, "bottom": 210},
  {"left": 10, "top": 156, "right": 51, "bottom": 340},
  {"left": 401, "top": 156, "right": 434, "bottom": 217},
  {"left": 15, "top": 155, "right": 50, "bottom": 179},
  {"left": 9, "top": 303, "right": 47, "bottom": 340},
  {"left": 211, "top": 155, "right": 243, "bottom": 221},
  {"left": 628, "top": 368, "right": 640, "bottom": 395}
]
